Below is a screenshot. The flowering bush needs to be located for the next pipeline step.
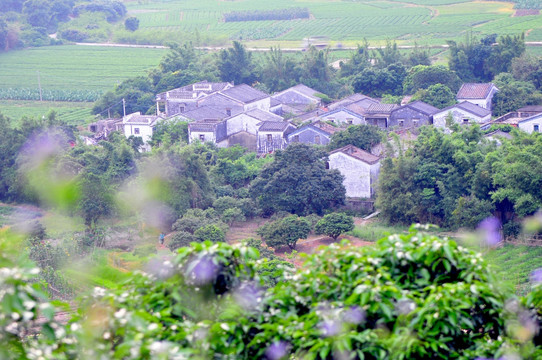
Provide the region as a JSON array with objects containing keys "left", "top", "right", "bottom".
[{"left": 1, "top": 226, "right": 541, "bottom": 359}]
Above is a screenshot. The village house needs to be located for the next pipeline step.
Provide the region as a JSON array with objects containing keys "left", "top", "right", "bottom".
[
  {"left": 456, "top": 83, "right": 499, "bottom": 111},
  {"left": 122, "top": 112, "right": 163, "bottom": 150},
  {"left": 318, "top": 107, "right": 366, "bottom": 126},
  {"left": 517, "top": 105, "right": 542, "bottom": 118},
  {"left": 328, "top": 144, "right": 381, "bottom": 199},
  {"left": 272, "top": 84, "right": 322, "bottom": 116},
  {"left": 257, "top": 121, "right": 296, "bottom": 154},
  {"left": 364, "top": 103, "right": 399, "bottom": 129},
  {"left": 155, "top": 81, "right": 233, "bottom": 117},
  {"left": 433, "top": 101, "right": 492, "bottom": 128},
  {"left": 517, "top": 113, "right": 542, "bottom": 134},
  {"left": 87, "top": 118, "right": 123, "bottom": 140},
  {"left": 327, "top": 93, "right": 377, "bottom": 111},
  {"left": 286, "top": 123, "right": 334, "bottom": 146},
  {"left": 388, "top": 100, "right": 439, "bottom": 128}
]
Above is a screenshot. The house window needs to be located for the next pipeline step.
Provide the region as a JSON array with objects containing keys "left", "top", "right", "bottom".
[
  {"left": 267, "top": 134, "right": 272, "bottom": 142},
  {"left": 413, "top": 119, "right": 419, "bottom": 126},
  {"left": 180, "top": 106, "right": 185, "bottom": 113},
  {"left": 315, "top": 135, "right": 321, "bottom": 144},
  {"left": 535, "top": 124, "right": 540, "bottom": 133},
  {"left": 199, "top": 134, "right": 205, "bottom": 141},
  {"left": 134, "top": 128, "right": 140, "bottom": 135},
  {"left": 346, "top": 118, "right": 353, "bottom": 125},
  {"left": 328, "top": 117, "right": 335, "bottom": 123},
  {"left": 463, "top": 118, "right": 469, "bottom": 124},
  {"left": 226, "top": 108, "right": 232, "bottom": 116},
  {"left": 398, "top": 120, "right": 404, "bottom": 127},
  {"left": 293, "top": 135, "right": 299, "bottom": 142}
]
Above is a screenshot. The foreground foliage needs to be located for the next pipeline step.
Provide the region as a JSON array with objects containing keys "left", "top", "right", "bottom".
[{"left": 2, "top": 226, "right": 541, "bottom": 359}]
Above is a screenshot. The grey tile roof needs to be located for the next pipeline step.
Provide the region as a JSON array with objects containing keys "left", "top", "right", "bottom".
[
  {"left": 457, "top": 83, "right": 497, "bottom": 99},
  {"left": 259, "top": 121, "right": 293, "bottom": 132},
  {"left": 404, "top": 100, "right": 439, "bottom": 115},
  {"left": 180, "top": 106, "right": 230, "bottom": 121},
  {"left": 518, "top": 105, "right": 542, "bottom": 113},
  {"left": 438, "top": 101, "right": 491, "bottom": 118},
  {"left": 221, "top": 84, "right": 269, "bottom": 104},
  {"left": 366, "top": 103, "right": 399, "bottom": 114},
  {"left": 328, "top": 93, "right": 374, "bottom": 110},
  {"left": 246, "top": 108, "right": 283, "bottom": 122},
  {"left": 188, "top": 122, "right": 218, "bottom": 132},
  {"left": 156, "top": 81, "right": 232, "bottom": 101},
  {"left": 124, "top": 112, "right": 161, "bottom": 125}
]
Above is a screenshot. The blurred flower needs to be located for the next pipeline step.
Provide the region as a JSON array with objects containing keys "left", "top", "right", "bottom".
[
  {"left": 530, "top": 268, "right": 542, "bottom": 284},
  {"left": 477, "top": 217, "right": 502, "bottom": 246},
  {"left": 342, "top": 306, "right": 366, "bottom": 324},
  {"left": 265, "top": 341, "right": 289, "bottom": 360},
  {"left": 186, "top": 256, "right": 218, "bottom": 285},
  {"left": 234, "top": 282, "right": 262, "bottom": 311},
  {"left": 145, "top": 257, "right": 175, "bottom": 279},
  {"left": 319, "top": 319, "right": 341, "bottom": 337},
  {"left": 395, "top": 299, "right": 416, "bottom": 315}
]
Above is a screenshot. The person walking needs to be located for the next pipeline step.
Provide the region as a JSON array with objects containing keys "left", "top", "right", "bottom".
[{"left": 159, "top": 233, "right": 165, "bottom": 246}]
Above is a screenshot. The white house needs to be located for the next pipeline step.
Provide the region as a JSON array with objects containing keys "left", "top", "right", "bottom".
[
  {"left": 433, "top": 101, "right": 492, "bottom": 128},
  {"left": 456, "top": 83, "right": 499, "bottom": 111},
  {"left": 328, "top": 145, "right": 381, "bottom": 199},
  {"left": 318, "top": 108, "right": 366, "bottom": 126},
  {"left": 518, "top": 113, "right": 542, "bottom": 134},
  {"left": 257, "top": 121, "right": 296, "bottom": 154},
  {"left": 122, "top": 112, "right": 163, "bottom": 147}
]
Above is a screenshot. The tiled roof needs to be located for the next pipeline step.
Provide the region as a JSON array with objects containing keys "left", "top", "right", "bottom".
[
  {"left": 156, "top": 81, "right": 232, "bottom": 101},
  {"left": 270, "top": 97, "right": 281, "bottom": 107},
  {"left": 180, "top": 106, "right": 230, "bottom": 121},
  {"left": 287, "top": 124, "right": 332, "bottom": 138},
  {"left": 518, "top": 105, "right": 542, "bottom": 113},
  {"left": 518, "top": 112, "right": 542, "bottom": 124},
  {"left": 315, "top": 122, "right": 342, "bottom": 135},
  {"left": 123, "top": 112, "right": 161, "bottom": 125},
  {"left": 437, "top": 101, "right": 491, "bottom": 118},
  {"left": 246, "top": 108, "right": 283, "bottom": 122},
  {"left": 290, "top": 84, "right": 321, "bottom": 98},
  {"left": 365, "top": 103, "right": 399, "bottom": 114},
  {"left": 198, "top": 92, "right": 243, "bottom": 107},
  {"left": 404, "top": 100, "right": 439, "bottom": 115},
  {"left": 457, "top": 83, "right": 496, "bottom": 99},
  {"left": 321, "top": 107, "right": 365, "bottom": 119},
  {"left": 328, "top": 93, "right": 374, "bottom": 110},
  {"left": 188, "top": 122, "right": 218, "bottom": 132},
  {"left": 221, "top": 84, "right": 269, "bottom": 104},
  {"left": 329, "top": 144, "right": 380, "bottom": 165},
  {"left": 258, "top": 121, "right": 293, "bottom": 132}
]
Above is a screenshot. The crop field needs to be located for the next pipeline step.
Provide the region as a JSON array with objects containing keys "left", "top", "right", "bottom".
[
  {"left": 0, "top": 100, "right": 94, "bottom": 126},
  {"left": 485, "top": 245, "right": 542, "bottom": 296},
  {"left": 0, "top": 45, "right": 168, "bottom": 99},
  {"left": 127, "top": 0, "right": 542, "bottom": 46}
]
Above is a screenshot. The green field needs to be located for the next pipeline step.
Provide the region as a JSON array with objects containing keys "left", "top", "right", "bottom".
[
  {"left": 0, "top": 45, "right": 167, "bottom": 95},
  {"left": 0, "top": 100, "right": 94, "bottom": 126},
  {"left": 485, "top": 245, "right": 542, "bottom": 295},
  {"left": 127, "top": 0, "right": 542, "bottom": 46}
]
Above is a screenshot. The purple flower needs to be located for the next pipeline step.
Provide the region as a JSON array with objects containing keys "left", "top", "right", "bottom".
[
  {"left": 234, "top": 282, "right": 262, "bottom": 311},
  {"left": 265, "top": 341, "right": 289, "bottom": 360},
  {"left": 319, "top": 319, "right": 341, "bottom": 337},
  {"left": 186, "top": 256, "right": 218, "bottom": 285},
  {"left": 477, "top": 217, "right": 502, "bottom": 246},
  {"left": 342, "top": 306, "right": 366, "bottom": 324},
  {"left": 530, "top": 268, "right": 542, "bottom": 284}
]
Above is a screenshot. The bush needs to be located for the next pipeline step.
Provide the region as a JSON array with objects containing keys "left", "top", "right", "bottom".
[
  {"left": 168, "top": 231, "right": 197, "bottom": 251},
  {"left": 194, "top": 224, "right": 225, "bottom": 243},
  {"left": 315, "top": 212, "right": 355, "bottom": 240},
  {"left": 222, "top": 207, "right": 245, "bottom": 225},
  {"left": 59, "top": 29, "right": 88, "bottom": 42},
  {"left": 261, "top": 215, "right": 311, "bottom": 250},
  {"left": 132, "top": 244, "right": 157, "bottom": 257},
  {"left": 124, "top": 17, "right": 139, "bottom": 32}
]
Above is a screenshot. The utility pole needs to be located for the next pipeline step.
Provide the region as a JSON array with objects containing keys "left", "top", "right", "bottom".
[
  {"left": 122, "top": 98, "right": 126, "bottom": 117},
  {"left": 37, "top": 71, "right": 42, "bottom": 102}
]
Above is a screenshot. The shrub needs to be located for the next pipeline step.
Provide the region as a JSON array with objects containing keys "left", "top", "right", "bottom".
[
  {"left": 261, "top": 215, "right": 311, "bottom": 250},
  {"left": 194, "top": 224, "right": 225, "bottom": 243},
  {"left": 222, "top": 207, "right": 245, "bottom": 225},
  {"left": 132, "top": 244, "right": 157, "bottom": 257},
  {"left": 315, "top": 212, "right": 355, "bottom": 240},
  {"left": 168, "top": 231, "right": 197, "bottom": 251}
]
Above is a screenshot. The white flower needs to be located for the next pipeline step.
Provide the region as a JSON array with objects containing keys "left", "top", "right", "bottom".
[
  {"left": 70, "top": 323, "right": 81, "bottom": 332},
  {"left": 11, "top": 312, "right": 20, "bottom": 320},
  {"left": 23, "top": 300, "right": 37, "bottom": 310},
  {"left": 148, "top": 323, "right": 158, "bottom": 331},
  {"left": 103, "top": 331, "right": 111, "bottom": 339},
  {"left": 114, "top": 308, "right": 127, "bottom": 319}
]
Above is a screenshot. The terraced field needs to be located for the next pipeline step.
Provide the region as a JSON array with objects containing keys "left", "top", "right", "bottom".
[
  {"left": 127, "top": 0, "right": 542, "bottom": 45},
  {"left": 0, "top": 100, "right": 94, "bottom": 126}
]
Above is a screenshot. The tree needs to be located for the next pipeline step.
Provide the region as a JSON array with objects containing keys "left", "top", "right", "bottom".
[
  {"left": 260, "top": 215, "right": 311, "bottom": 250},
  {"left": 168, "top": 231, "right": 197, "bottom": 251},
  {"left": 492, "top": 72, "right": 539, "bottom": 117},
  {"left": 77, "top": 172, "right": 113, "bottom": 230},
  {"left": 250, "top": 143, "right": 345, "bottom": 215},
  {"left": 314, "top": 212, "right": 354, "bottom": 240},
  {"left": 124, "top": 17, "right": 139, "bottom": 32},
  {"left": 194, "top": 224, "right": 225, "bottom": 243},
  {"left": 403, "top": 65, "right": 461, "bottom": 94},
  {"left": 352, "top": 65, "right": 405, "bottom": 97},
  {"left": 412, "top": 83, "right": 456, "bottom": 109},
  {"left": 217, "top": 41, "right": 258, "bottom": 85},
  {"left": 328, "top": 124, "right": 384, "bottom": 151}
]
